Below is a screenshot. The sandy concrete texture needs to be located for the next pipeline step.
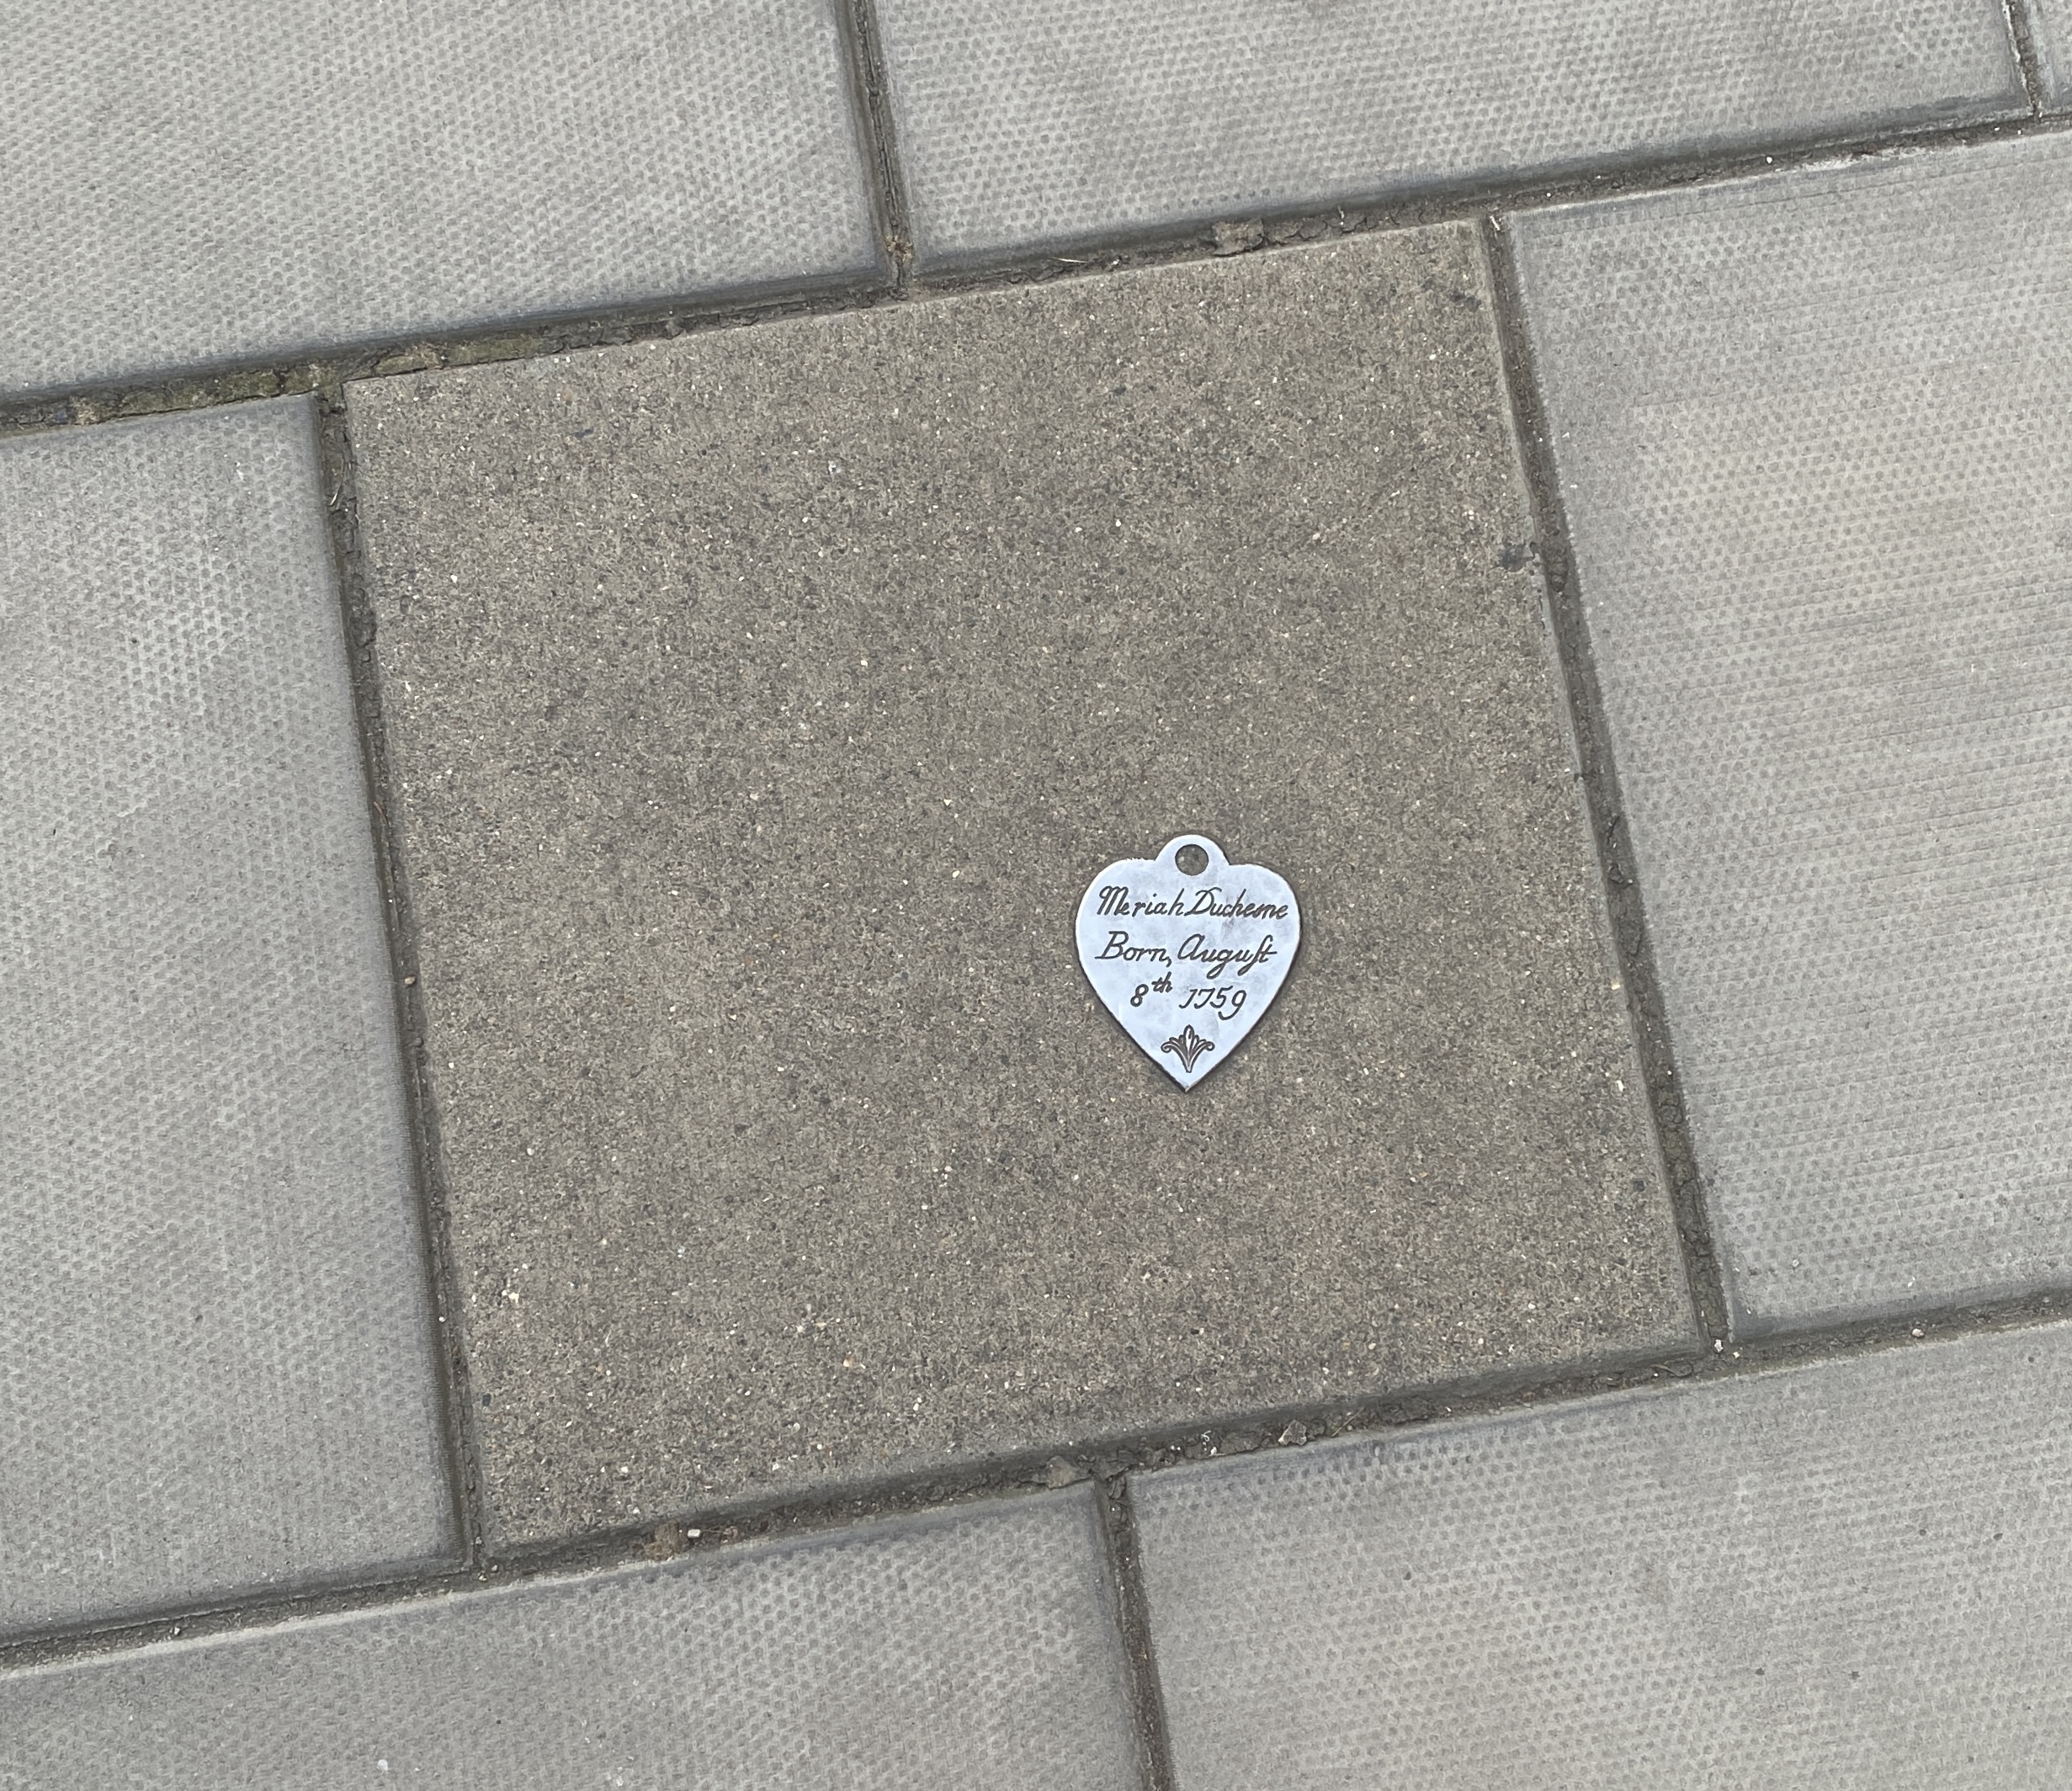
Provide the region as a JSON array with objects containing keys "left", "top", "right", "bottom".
[{"left": 346, "top": 225, "right": 1691, "bottom": 1545}]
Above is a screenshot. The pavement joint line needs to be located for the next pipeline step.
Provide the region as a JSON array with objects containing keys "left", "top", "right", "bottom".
[
  {"left": 2006, "top": 0, "right": 2053, "bottom": 113},
  {"left": 311, "top": 388, "right": 493, "bottom": 1576},
  {"left": 1095, "top": 1476, "right": 1182, "bottom": 1791},
  {"left": 1479, "top": 215, "right": 1732, "bottom": 1351},
  {"left": 14, "top": 93, "right": 2072, "bottom": 1681},
  {"left": 0, "top": 274, "right": 898, "bottom": 444},
  {"left": 837, "top": 0, "right": 917, "bottom": 289},
  {"left": 6, "top": 1288, "right": 2069, "bottom": 1677},
  {"left": 3, "top": 109, "right": 2069, "bottom": 444},
  {"left": 351, "top": 239, "right": 1696, "bottom": 1547}
]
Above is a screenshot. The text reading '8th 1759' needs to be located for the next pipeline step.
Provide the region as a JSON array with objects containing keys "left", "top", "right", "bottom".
[{"left": 1074, "top": 834, "right": 1301, "bottom": 1088}]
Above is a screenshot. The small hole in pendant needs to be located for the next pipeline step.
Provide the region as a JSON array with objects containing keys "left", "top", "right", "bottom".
[{"left": 1174, "top": 843, "right": 1209, "bottom": 876}]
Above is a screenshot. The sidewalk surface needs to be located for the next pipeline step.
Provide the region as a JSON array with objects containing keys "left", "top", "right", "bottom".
[{"left": 3, "top": 3, "right": 2071, "bottom": 1785}]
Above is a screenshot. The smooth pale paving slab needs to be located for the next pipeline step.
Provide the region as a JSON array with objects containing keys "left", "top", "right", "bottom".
[
  {"left": 1134, "top": 1322, "right": 2072, "bottom": 1790},
  {"left": 1075, "top": 833, "right": 1301, "bottom": 1090},
  {"left": 2031, "top": 0, "right": 2072, "bottom": 105},
  {"left": 0, "top": 401, "right": 454, "bottom": 1640},
  {"left": 0, "top": 1491, "right": 1140, "bottom": 1789},
  {"left": 1511, "top": 133, "right": 2072, "bottom": 1333},
  {"left": 0, "top": 0, "right": 879, "bottom": 398},
  {"left": 345, "top": 225, "right": 1687, "bottom": 1546},
  {"left": 872, "top": 0, "right": 2022, "bottom": 265}
]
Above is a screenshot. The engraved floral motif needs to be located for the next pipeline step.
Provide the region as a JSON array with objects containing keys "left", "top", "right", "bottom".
[{"left": 1077, "top": 833, "right": 1300, "bottom": 1090}]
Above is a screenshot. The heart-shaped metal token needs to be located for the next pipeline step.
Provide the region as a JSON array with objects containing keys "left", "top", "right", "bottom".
[{"left": 1075, "top": 834, "right": 1301, "bottom": 1088}]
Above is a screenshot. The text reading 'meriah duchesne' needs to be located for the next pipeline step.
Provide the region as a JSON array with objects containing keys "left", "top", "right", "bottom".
[{"left": 1075, "top": 836, "right": 1301, "bottom": 1089}]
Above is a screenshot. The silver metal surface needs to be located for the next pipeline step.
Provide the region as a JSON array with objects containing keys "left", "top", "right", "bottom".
[{"left": 1076, "top": 834, "right": 1301, "bottom": 1089}]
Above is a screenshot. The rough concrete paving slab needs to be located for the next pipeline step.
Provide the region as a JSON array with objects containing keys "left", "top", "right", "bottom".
[
  {"left": 0, "top": 401, "right": 454, "bottom": 1641},
  {"left": 347, "top": 226, "right": 1691, "bottom": 1547},
  {"left": 872, "top": 0, "right": 2022, "bottom": 267},
  {"left": 0, "top": 0, "right": 879, "bottom": 400},
  {"left": 1134, "top": 1321, "right": 2072, "bottom": 1790},
  {"left": 1510, "top": 135, "right": 2072, "bottom": 1334},
  {"left": 0, "top": 1489, "right": 1136, "bottom": 1789}
]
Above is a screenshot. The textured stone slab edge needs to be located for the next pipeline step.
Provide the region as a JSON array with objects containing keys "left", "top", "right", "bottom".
[
  {"left": 0, "top": 397, "right": 459, "bottom": 1645},
  {"left": 875, "top": 0, "right": 2026, "bottom": 267},
  {"left": 1506, "top": 133, "right": 2072, "bottom": 1336},
  {"left": 0, "top": 1489, "right": 1143, "bottom": 1791},
  {"left": 0, "top": 0, "right": 886, "bottom": 400},
  {"left": 2030, "top": 0, "right": 2072, "bottom": 104},
  {"left": 1132, "top": 1321, "right": 2072, "bottom": 1789}
]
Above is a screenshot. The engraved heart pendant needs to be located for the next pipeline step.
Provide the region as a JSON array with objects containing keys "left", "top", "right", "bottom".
[{"left": 1075, "top": 834, "right": 1302, "bottom": 1089}]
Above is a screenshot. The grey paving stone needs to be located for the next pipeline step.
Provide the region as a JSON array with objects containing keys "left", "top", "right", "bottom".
[
  {"left": 1510, "top": 136, "right": 2072, "bottom": 1334},
  {"left": 0, "top": 401, "right": 454, "bottom": 1640},
  {"left": 0, "top": 1490, "right": 1140, "bottom": 1789},
  {"left": 345, "top": 226, "right": 1691, "bottom": 1547},
  {"left": 0, "top": 2, "right": 878, "bottom": 400},
  {"left": 2031, "top": 0, "right": 2072, "bottom": 104},
  {"left": 873, "top": 0, "right": 2022, "bottom": 267},
  {"left": 1134, "top": 1321, "right": 2072, "bottom": 1789}
]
